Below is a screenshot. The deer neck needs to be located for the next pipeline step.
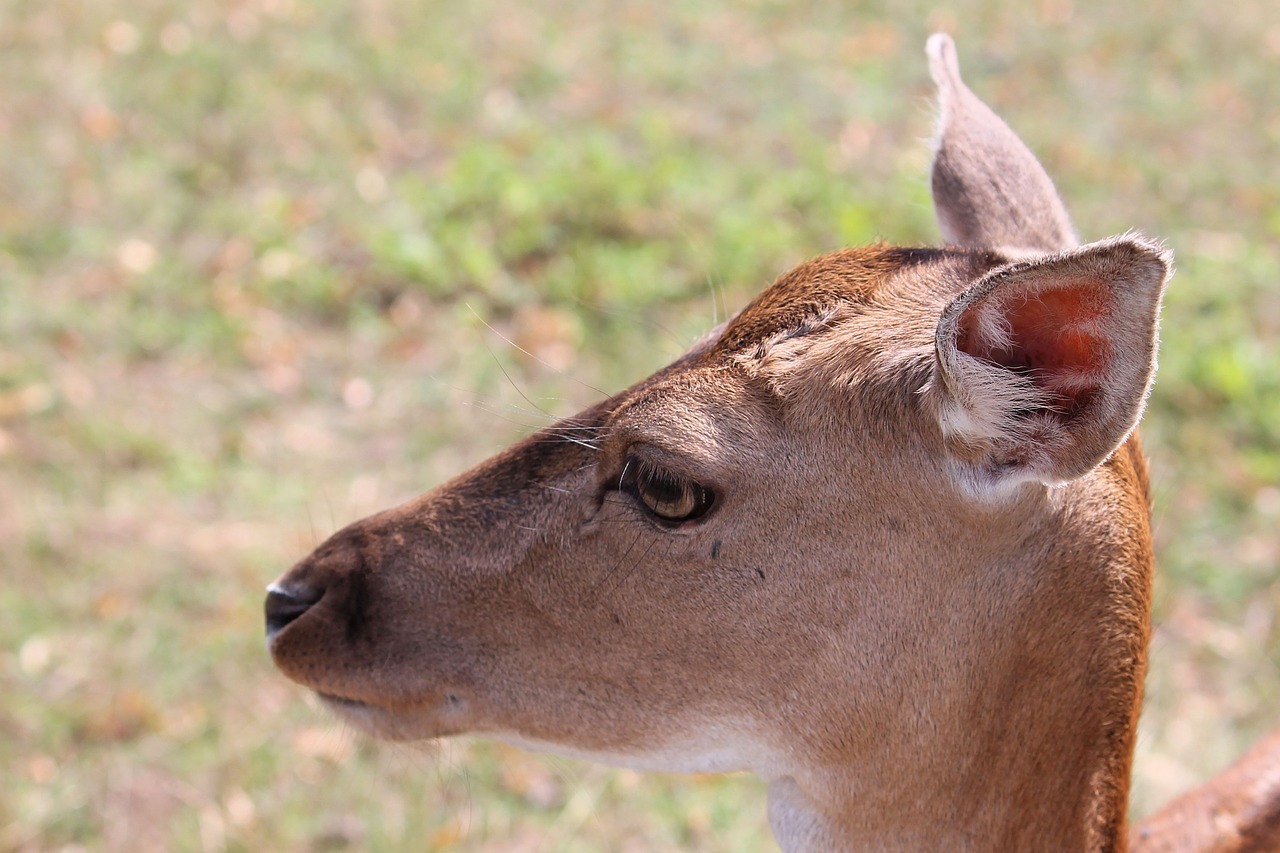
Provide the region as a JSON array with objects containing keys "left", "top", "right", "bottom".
[{"left": 766, "top": 445, "right": 1152, "bottom": 852}]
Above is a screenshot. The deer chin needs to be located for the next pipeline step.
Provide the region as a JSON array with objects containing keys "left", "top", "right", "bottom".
[
  {"left": 320, "top": 685, "right": 772, "bottom": 777},
  {"left": 491, "top": 723, "right": 776, "bottom": 777},
  {"left": 313, "top": 687, "right": 473, "bottom": 742}
]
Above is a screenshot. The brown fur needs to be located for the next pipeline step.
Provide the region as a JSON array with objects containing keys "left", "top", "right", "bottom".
[
  {"left": 1133, "top": 726, "right": 1280, "bottom": 853},
  {"left": 265, "top": 34, "right": 1278, "bottom": 852}
]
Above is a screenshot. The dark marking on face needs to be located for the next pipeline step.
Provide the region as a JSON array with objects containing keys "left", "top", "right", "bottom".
[
  {"left": 711, "top": 540, "right": 721, "bottom": 559},
  {"left": 345, "top": 564, "right": 370, "bottom": 643}
]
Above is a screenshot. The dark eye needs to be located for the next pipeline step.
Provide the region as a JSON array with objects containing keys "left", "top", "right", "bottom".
[{"left": 620, "top": 457, "right": 716, "bottom": 524}]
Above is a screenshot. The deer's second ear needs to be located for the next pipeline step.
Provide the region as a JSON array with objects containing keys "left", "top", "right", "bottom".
[{"left": 933, "top": 237, "right": 1172, "bottom": 487}]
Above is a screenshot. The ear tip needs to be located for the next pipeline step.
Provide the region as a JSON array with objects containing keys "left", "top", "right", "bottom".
[
  {"left": 925, "top": 33, "right": 963, "bottom": 90},
  {"left": 925, "top": 32, "right": 955, "bottom": 57},
  {"left": 1105, "top": 232, "right": 1177, "bottom": 278},
  {"left": 1133, "top": 232, "right": 1175, "bottom": 266}
]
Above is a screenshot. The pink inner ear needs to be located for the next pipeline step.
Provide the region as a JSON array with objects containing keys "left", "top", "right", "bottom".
[{"left": 956, "top": 279, "right": 1112, "bottom": 414}]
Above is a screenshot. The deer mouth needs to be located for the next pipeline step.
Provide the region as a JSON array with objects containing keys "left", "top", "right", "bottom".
[
  {"left": 316, "top": 691, "right": 369, "bottom": 710},
  {"left": 309, "top": 686, "right": 474, "bottom": 742},
  {"left": 315, "top": 693, "right": 405, "bottom": 739}
]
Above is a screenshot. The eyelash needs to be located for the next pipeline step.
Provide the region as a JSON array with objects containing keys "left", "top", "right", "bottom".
[{"left": 617, "top": 456, "right": 716, "bottom": 526}]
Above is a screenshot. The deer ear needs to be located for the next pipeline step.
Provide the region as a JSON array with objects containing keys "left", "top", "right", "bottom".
[
  {"left": 927, "top": 33, "right": 1076, "bottom": 253},
  {"left": 934, "top": 237, "right": 1172, "bottom": 486}
]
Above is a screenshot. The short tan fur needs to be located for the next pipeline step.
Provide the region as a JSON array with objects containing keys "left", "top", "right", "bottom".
[{"left": 266, "top": 34, "right": 1280, "bottom": 853}]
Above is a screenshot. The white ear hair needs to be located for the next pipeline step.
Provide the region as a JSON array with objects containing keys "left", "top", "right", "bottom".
[{"left": 934, "top": 236, "right": 1172, "bottom": 487}]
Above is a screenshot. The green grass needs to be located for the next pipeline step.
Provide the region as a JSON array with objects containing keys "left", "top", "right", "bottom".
[{"left": 3, "top": 0, "right": 1279, "bottom": 849}]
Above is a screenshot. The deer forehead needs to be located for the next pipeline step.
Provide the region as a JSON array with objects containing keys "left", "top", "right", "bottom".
[
  {"left": 600, "top": 368, "right": 780, "bottom": 470},
  {"left": 587, "top": 247, "right": 1007, "bottom": 471},
  {"left": 709, "top": 246, "right": 951, "bottom": 354}
]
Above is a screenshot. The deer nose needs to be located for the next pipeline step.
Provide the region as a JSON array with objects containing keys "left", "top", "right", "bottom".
[{"left": 264, "top": 583, "right": 324, "bottom": 640}]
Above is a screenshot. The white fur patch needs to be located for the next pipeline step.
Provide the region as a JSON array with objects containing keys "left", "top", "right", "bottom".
[{"left": 490, "top": 721, "right": 783, "bottom": 777}]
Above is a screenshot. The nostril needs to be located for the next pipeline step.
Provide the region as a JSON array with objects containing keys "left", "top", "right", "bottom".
[{"left": 264, "top": 583, "right": 324, "bottom": 640}]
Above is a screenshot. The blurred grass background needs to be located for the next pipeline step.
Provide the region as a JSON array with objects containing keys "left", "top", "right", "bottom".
[{"left": 2, "top": 0, "right": 1278, "bottom": 850}]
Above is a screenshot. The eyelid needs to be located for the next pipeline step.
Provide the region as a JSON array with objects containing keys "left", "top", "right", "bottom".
[
  {"left": 616, "top": 452, "right": 717, "bottom": 525},
  {"left": 612, "top": 441, "right": 718, "bottom": 489}
]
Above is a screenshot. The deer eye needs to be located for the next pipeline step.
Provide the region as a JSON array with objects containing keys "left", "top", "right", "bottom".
[{"left": 620, "top": 457, "right": 715, "bottom": 524}]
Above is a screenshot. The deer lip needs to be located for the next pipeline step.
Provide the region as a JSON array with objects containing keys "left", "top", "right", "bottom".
[
  {"left": 307, "top": 686, "right": 473, "bottom": 737},
  {"left": 314, "top": 691, "right": 391, "bottom": 734},
  {"left": 316, "top": 691, "right": 370, "bottom": 710},
  {"left": 312, "top": 688, "right": 473, "bottom": 741}
]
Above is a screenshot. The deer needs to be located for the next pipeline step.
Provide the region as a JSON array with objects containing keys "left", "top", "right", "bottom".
[{"left": 264, "top": 34, "right": 1280, "bottom": 851}]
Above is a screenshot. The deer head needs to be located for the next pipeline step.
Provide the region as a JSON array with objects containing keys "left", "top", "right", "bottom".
[{"left": 266, "top": 34, "right": 1171, "bottom": 850}]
